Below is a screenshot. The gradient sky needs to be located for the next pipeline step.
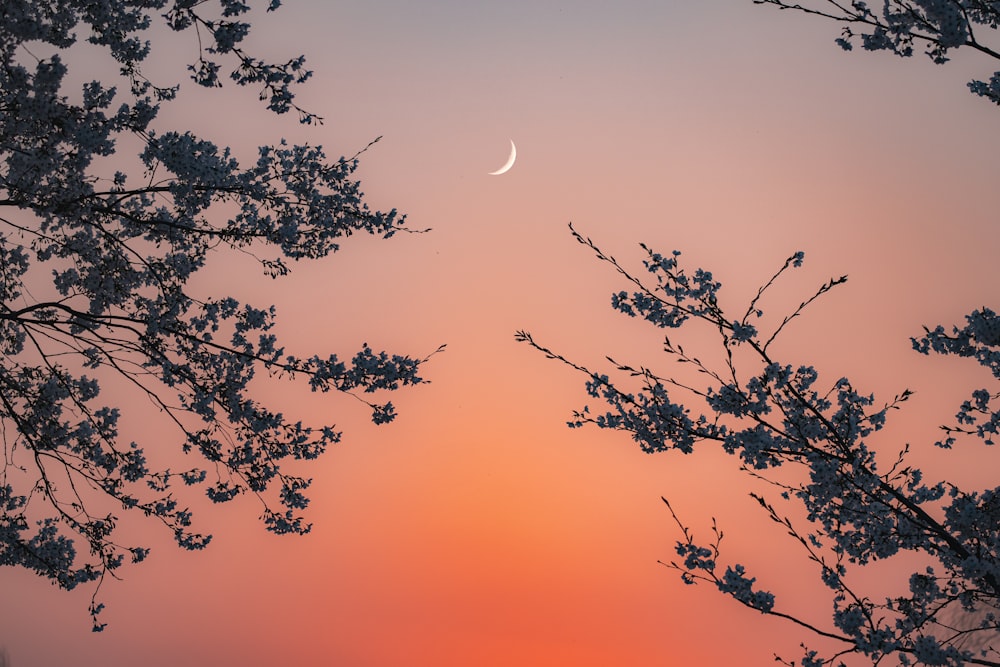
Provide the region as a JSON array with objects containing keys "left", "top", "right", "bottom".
[{"left": 3, "top": 1, "right": 1000, "bottom": 665}]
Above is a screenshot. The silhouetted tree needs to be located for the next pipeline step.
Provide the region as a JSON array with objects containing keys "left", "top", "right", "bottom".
[
  {"left": 1, "top": 0, "right": 438, "bottom": 630},
  {"left": 518, "top": 224, "right": 999, "bottom": 666},
  {"left": 754, "top": 0, "right": 1000, "bottom": 105}
]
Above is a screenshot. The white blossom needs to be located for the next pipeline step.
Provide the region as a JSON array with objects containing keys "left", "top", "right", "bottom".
[
  {"left": 1, "top": 0, "right": 440, "bottom": 631},
  {"left": 519, "top": 224, "right": 1000, "bottom": 666}
]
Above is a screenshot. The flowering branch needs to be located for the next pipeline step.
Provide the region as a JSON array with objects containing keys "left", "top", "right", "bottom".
[{"left": 518, "top": 223, "right": 1000, "bottom": 666}]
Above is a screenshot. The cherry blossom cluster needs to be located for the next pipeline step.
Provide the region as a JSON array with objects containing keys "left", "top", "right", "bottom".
[
  {"left": 1, "top": 0, "right": 436, "bottom": 630},
  {"left": 519, "top": 224, "right": 999, "bottom": 666},
  {"left": 755, "top": 0, "right": 1000, "bottom": 105}
]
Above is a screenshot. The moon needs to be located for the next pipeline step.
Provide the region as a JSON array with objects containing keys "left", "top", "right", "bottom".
[{"left": 488, "top": 140, "right": 517, "bottom": 175}]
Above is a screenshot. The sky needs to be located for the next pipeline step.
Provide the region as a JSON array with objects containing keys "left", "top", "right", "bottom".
[{"left": 3, "top": 1, "right": 1000, "bottom": 665}]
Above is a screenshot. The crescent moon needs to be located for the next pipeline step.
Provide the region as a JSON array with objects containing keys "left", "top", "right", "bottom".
[{"left": 488, "top": 140, "right": 517, "bottom": 176}]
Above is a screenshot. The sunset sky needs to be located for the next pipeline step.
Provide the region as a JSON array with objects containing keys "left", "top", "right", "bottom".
[{"left": 3, "top": 1, "right": 1000, "bottom": 665}]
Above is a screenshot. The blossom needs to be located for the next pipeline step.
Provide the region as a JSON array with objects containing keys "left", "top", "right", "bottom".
[
  {"left": 520, "top": 224, "right": 1000, "bottom": 666},
  {"left": 1, "top": 0, "right": 434, "bottom": 631}
]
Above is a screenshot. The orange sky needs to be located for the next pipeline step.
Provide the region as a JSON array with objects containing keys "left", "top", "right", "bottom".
[{"left": 3, "top": 2, "right": 1000, "bottom": 665}]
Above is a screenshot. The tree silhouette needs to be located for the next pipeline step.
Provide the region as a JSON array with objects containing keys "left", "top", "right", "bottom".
[
  {"left": 518, "top": 224, "right": 999, "bottom": 666},
  {"left": 1, "top": 0, "right": 438, "bottom": 630},
  {"left": 754, "top": 0, "right": 1000, "bottom": 105}
]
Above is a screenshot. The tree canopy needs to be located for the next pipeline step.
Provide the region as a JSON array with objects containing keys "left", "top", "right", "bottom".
[
  {"left": 755, "top": 0, "right": 1000, "bottom": 105},
  {"left": 1, "top": 0, "right": 436, "bottom": 630},
  {"left": 518, "top": 4, "right": 1000, "bottom": 663},
  {"left": 518, "top": 225, "right": 999, "bottom": 666}
]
